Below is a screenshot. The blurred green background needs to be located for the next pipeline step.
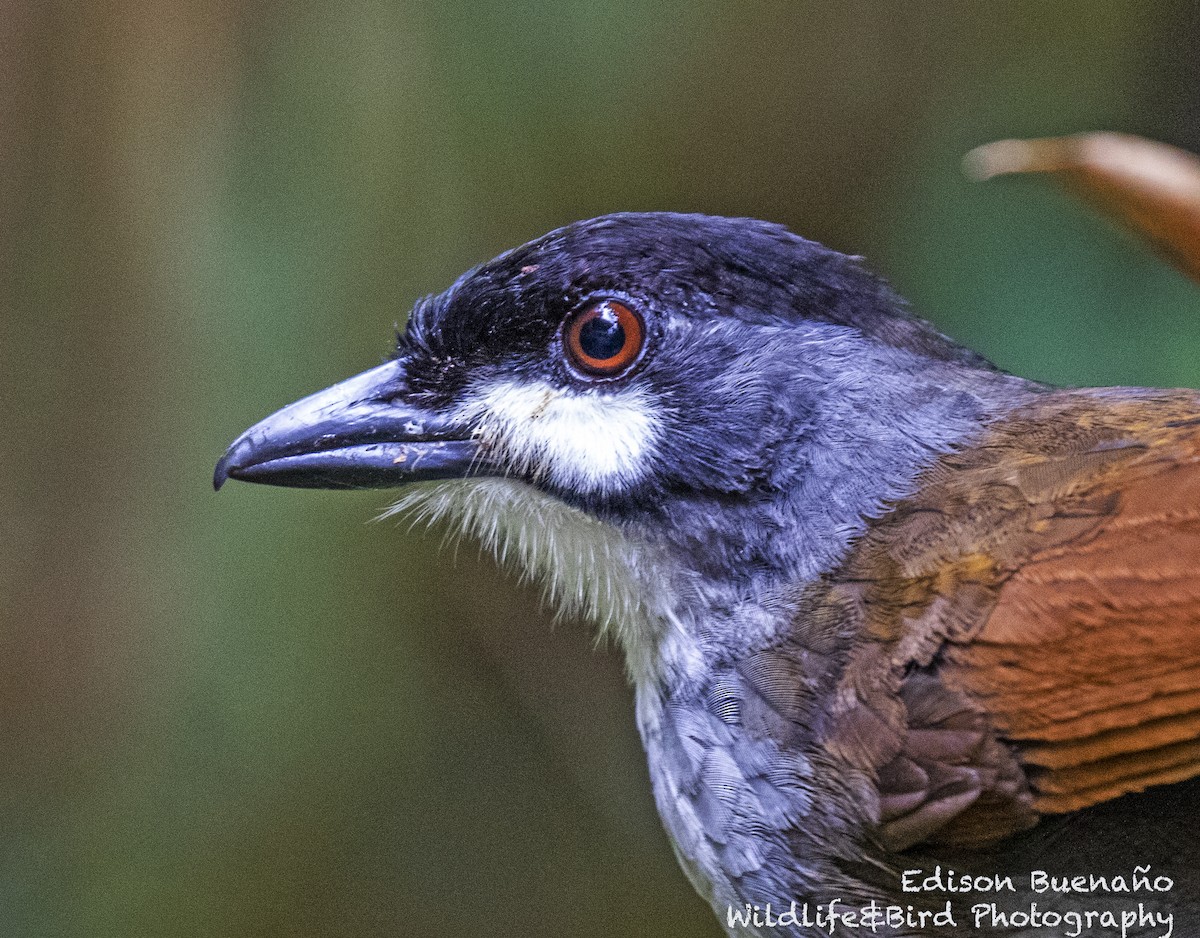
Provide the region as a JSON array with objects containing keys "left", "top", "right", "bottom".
[{"left": 5, "top": 2, "right": 1199, "bottom": 936}]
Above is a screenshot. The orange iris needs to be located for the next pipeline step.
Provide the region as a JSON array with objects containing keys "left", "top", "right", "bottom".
[{"left": 563, "top": 300, "right": 645, "bottom": 377}]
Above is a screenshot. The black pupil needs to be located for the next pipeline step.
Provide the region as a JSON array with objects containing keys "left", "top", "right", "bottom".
[{"left": 579, "top": 309, "right": 626, "bottom": 361}]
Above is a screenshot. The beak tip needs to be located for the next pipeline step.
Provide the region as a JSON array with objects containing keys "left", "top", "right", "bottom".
[
  {"left": 214, "top": 439, "right": 249, "bottom": 491},
  {"left": 213, "top": 455, "right": 231, "bottom": 491}
]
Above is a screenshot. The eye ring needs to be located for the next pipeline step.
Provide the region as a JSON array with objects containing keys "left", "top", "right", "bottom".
[{"left": 562, "top": 299, "right": 645, "bottom": 378}]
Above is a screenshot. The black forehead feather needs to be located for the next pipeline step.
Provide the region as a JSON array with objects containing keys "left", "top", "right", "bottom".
[{"left": 405, "top": 212, "right": 991, "bottom": 369}]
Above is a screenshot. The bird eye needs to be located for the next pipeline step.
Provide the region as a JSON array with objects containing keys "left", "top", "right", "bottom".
[{"left": 562, "top": 300, "right": 645, "bottom": 378}]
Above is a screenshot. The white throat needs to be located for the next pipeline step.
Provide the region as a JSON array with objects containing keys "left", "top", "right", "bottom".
[{"left": 382, "top": 478, "right": 702, "bottom": 689}]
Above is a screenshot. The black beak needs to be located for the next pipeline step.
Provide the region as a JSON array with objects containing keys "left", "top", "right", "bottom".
[{"left": 214, "top": 358, "right": 481, "bottom": 491}]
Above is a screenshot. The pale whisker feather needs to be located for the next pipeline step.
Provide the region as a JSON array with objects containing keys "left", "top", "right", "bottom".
[{"left": 379, "top": 478, "right": 680, "bottom": 685}]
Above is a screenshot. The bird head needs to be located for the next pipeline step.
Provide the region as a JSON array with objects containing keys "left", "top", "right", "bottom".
[
  {"left": 215, "top": 212, "right": 1033, "bottom": 679},
  {"left": 215, "top": 213, "right": 999, "bottom": 517}
]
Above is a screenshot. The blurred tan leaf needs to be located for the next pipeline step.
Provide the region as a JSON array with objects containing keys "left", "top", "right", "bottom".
[{"left": 965, "top": 133, "right": 1200, "bottom": 283}]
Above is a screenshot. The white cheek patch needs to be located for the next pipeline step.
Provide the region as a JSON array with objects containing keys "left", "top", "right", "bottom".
[{"left": 457, "top": 379, "right": 660, "bottom": 496}]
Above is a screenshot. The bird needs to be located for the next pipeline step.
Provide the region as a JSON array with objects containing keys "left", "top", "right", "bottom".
[{"left": 215, "top": 212, "right": 1200, "bottom": 936}]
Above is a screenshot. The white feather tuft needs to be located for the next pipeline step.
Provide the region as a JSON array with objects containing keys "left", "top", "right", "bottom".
[{"left": 379, "top": 478, "right": 693, "bottom": 686}]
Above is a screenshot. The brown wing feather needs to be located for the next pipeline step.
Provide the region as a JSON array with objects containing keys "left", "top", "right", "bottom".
[
  {"left": 824, "top": 390, "right": 1200, "bottom": 849},
  {"left": 940, "top": 411, "right": 1200, "bottom": 814}
]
